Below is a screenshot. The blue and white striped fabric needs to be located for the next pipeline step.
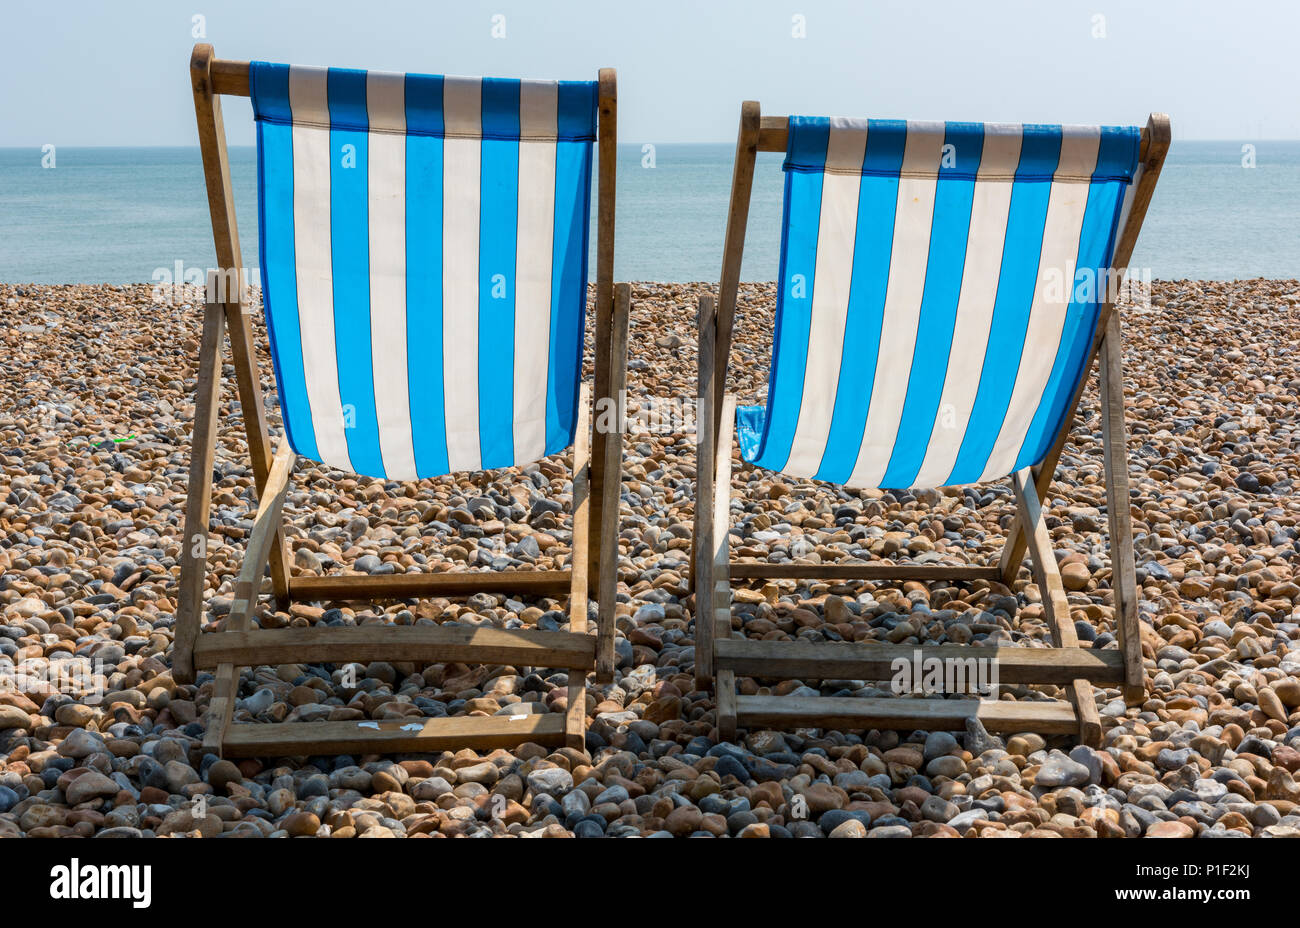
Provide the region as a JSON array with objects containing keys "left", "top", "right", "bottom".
[
  {"left": 737, "top": 117, "right": 1141, "bottom": 489},
  {"left": 249, "top": 62, "right": 597, "bottom": 480}
]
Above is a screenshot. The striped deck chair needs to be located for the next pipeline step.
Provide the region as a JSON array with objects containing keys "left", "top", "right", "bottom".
[
  {"left": 175, "top": 44, "right": 628, "bottom": 759},
  {"left": 694, "top": 103, "right": 1169, "bottom": 746}
]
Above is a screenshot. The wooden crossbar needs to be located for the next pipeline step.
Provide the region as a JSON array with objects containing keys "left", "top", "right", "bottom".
[
  {"left": 287, "top": 571, "right": 573, "bottom": 602},
  {"left": 194, "top": 626, "right": 597, "bottom": 670},
  {"left": 736, "top": 695, "right": 1080, "bottom": 735},
  {"left": 729, "top": 562, "right": 1004, "bottom": 582},
  {"left": 715, "top": 639, "right": 1125, "bottom": 685},
  {"left": 220, "top": 715, "right": 569, "bottom": 758}
]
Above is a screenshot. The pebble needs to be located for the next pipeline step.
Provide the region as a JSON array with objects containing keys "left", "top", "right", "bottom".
[{"left": 1, "top": 280, "right": 1299, "bottom": 839}]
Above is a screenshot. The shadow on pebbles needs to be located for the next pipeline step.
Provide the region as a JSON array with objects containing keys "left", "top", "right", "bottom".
[{"left": 2, "top": 279, "right": 1300, "bottom": 838}]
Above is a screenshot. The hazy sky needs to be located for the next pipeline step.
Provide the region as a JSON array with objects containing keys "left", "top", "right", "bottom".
[{"left": 2, "top": 0, "right": 1297, "bottom": 146}]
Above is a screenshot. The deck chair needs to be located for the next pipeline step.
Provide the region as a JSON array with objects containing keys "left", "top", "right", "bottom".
[
  {"left": 174, "top": 44, "right": 628, "bottom": 759},
  {"left": 694, "top": 104, "right": 1169, "bottom": 747}
]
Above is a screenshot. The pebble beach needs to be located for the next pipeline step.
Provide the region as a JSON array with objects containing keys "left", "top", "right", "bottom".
[{"left": 3, "top": 277, "right": 1300, "bottom": 839}]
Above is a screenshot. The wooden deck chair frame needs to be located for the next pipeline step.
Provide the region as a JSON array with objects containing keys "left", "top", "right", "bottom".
[
  {"left": 174, "top": 44, "right": 628, "bottom": 758},
  {"left": 692, "top": 103, "right": 1170, "bottom": 747}
]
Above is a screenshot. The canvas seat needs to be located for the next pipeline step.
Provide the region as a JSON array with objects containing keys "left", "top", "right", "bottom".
[
  {"left": 175, "top": 44, "right": 628, "bottom": 758},
  {"left": 693, "top": 103, "right": 1169, "bottom": 746}
]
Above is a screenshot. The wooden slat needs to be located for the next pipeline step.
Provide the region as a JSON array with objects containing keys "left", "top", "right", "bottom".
[
  {"left": 1100, "top": 314, "right": 1144, "bottom": 704},
  {"left": 736, "top": 694, "right": 1079, "bottom": 734},
  {"left": 594, "top": 283, "right": 630, "bottom": 683},
  {"left": 221, "top": 714, "right": 568, "bottom": 758},
  {"left": 715, "top": 639, "right": 1125, "bottom": 685},
  {"left": 730, "top": 562, "right": 1003, "bottom": 582},
  {"left": 173, "top": 301, "right": 226, "bottom": 684},
  {"left": 692, "top": 295, "right": 718, "bottom": 688},
  {"left": 290, "top": 570, "right": 572, "bottom": 602},
  {"left": 999, "top": 113, "right": 1171, "bottom": 582},
  {"left": 194, "top": 625, "right": 596, "bottom": 670}
]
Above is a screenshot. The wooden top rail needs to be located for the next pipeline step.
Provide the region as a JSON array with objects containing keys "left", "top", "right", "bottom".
[
  {"left": 753, "top": 110, "right": 1154, "bottom": 158},
  {"left": 210, "top": 58, "right": 252, "bottom": 96}
]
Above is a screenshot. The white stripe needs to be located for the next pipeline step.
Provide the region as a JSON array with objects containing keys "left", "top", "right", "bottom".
[
  {"left": 912, "top": 125, "right": 1023, "bottom": 488},
  {"left": 977, "top": 126, "right": 1102, "bottom": 482},
  {"left": 513, "top": 81, "right": 559, "bottom": 463},
  {"left": 366, "top": 71, "right": 417, "bottom": 480},
  {"left": 782, "top": 119, "right": 867, "bottom": 478},
  {"left": 366, "top": 70, "right": 406, "bottom": 132},
  {"left": 443, "top": 76, "right": 483, "bottom": 137},
  {"left": 441, "top": 77, "right": 482, "bottom": 472},
  {"left": 289, "top": 66, "right": 351, "bottom": 471},
  {"left": 845, "top": 121, "right": 945, "bottom": 487}
]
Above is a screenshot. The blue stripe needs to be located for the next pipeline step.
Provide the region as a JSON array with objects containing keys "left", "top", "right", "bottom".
[
  {"left": 945, "top": 125, "right": 1062, "bottom": 485},
  {"left": 1012, "top": 126, "right": 1137, "bottom": 470},
  {"left": 480, "top": 78, "right": 521, "bottom": 137},
  {"left": 544, "top": 81, "right": 597, "bottom": 453},
  {"left": 812, "top": 119, "right": 907, "bottom": 483},
  {"left": 557, "top": 81, "right": 599, "bottom": 140},
  {"left": 478, "top": 79, "right": 520, "bottom": 468},
  {"left": 250, "top": 62, "right": 293, "bottom": 122},
  {"left": 404, "top": 74, "right": 449, "bottom": 477},
  {"left": 327, "top": 68, "right": 382, "bottom": 476},
  {"left": 251, "top": 63, "right": 318, "bottom": 462},
  {"left": 748, "top": 116, "right": 829, "bottom": 471},
  {"left": 879, "top": 121, "right": 984, "bottom": 488}
]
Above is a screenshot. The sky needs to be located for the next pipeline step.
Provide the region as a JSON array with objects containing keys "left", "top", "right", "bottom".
[{"left": 1, "top": 0, "right": 1297, "bottom": 147}]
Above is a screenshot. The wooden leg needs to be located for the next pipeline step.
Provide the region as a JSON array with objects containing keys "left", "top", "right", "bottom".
[
  {"left": 589, "top": 284, "right": 629, "bottom": 597},
  {"left": 711, "top": 101, "right": 761, "bottom": 433},
  {"left": 203, "top": 443, "right": 295, "bottom": 756},
  {"left": 711, "top": 397, "right": 737, "bottom": 681},
  {"left": 191, "top": 50, "right": 291, "bottom": 611},
  {"left": 587, "top": 69, "right": 617, "bottom": 596},
  {"left": 593, "top": 284, "right": 629, "bottom": 683},
  {"left": 717, "top": 669, "right": 738, "bottom": 742},
  {"left": 1011, "top": 469, "right": 1101, "bottom": 747},
  {"left": 693, "top": 296, "right": 718, "bottom": 689},
  {"left": 1100, "top": 314, "right": 1145, "bottom": 705},
  {"left": 565, "top": 384, "right": 593, "bottom": 750},
  {"left": 174, "top": 301, "right": 226, "bottom": 685}
]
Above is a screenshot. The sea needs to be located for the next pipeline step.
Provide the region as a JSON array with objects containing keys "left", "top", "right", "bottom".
[{"left": 0, "top": 141, "right": 1297, "bottom": 284}]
